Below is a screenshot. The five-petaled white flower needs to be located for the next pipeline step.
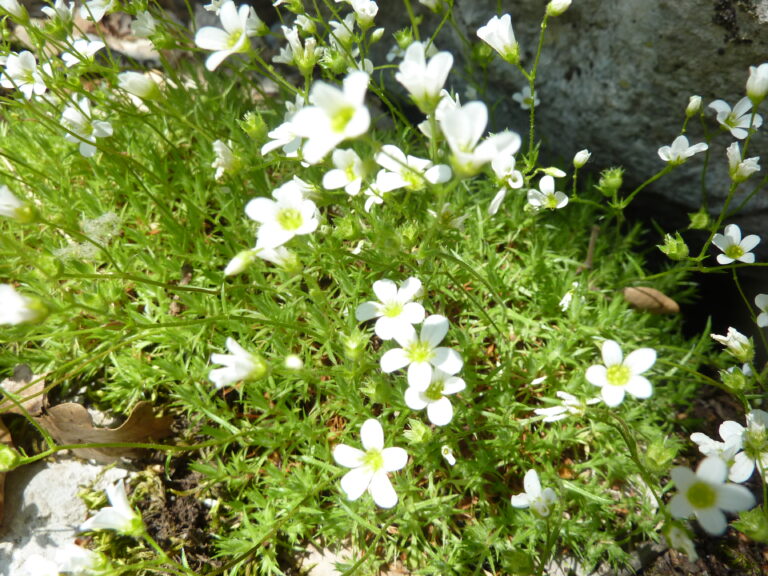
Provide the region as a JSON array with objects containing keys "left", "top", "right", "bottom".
[
  {"left": 194, "top": 1, "right": 266, "bottom": 71},
  {"left": 439, "top": 100, "right": 520, "bottom": 178},
  {"left": 333, "top": 418, "right": 408, "bottom": 508},
  {"left": 375, "top": 144, "right": 452, "bottom": 191},
  {"left": 511, "top": 469, "right": 558, "bottom": 517},
  {"left": 80, "top": 0, "right": 117, "bottom": 23},
  {"left": 60, "top": 98, "right": 113, "bottom": 157},
  {"left": 657, "top": 135, "right": 708, "bottom": 165},
  {"left": 712, "top": 224, "right": 760, "bottom": 265},
  {"left": 477, "top": 14, "right": 518, "bottom": 64},
  {"left": 322, "top": 149, "right": 367, "bottom": 196},
  {"left": 209, "top": 337, "right": 268, "bottom": 389},
  {"left": 362, "top": 168, "right": 409, "bottom": 212},
  {"left": 1, "top": 51, "right": 51, "bottom": 100},
  {"left": 585, "top": 339, "right": 656, "bottom": 407},
  {"left": 245, "top": 180, "right": 319, "bottom": 249},
  {"left": 395, "top": 41, "right": 454, "bottom": 114},
  {"left": 669, "top": 456, "right": 755, "bottom": 535},
  {"left": 405, "top": 368, "right": 465, "bottom": 426},
  {"left": 356, "top": 277, "right": 425, "bottom": 340},
  {"left": 726, "top": 142, "right": 761, "bottom": 183},
  {"left": 41, "top": 0, "right": 74, "bottom": 22},
  {"left": 709, "top": 97, "right": 763, "bottom": 140},
  {"left": 512, "top": 86, "right": 539, "bottom": 110},
  {"left": 0, "top": 283, "right": 45, "bottom": 325},
  {"left": 62, "top": 37, "right": 105, "bottom": 68},
  {"left": 710, "top": 326, "right": 753, "bottom": 363},
  {"left": 691, "top": 426, "right": 747, "bottom": 483},
  {"left": 290, "top": 71, "right": 371, "bottom": 164},
  {"left": 527, "top": 175, "right": 568, "bottom": 210},
  {"left": 755, "top": 293, "right": 768, "bottom": 328},
  {"left": 79, "top": 480, "right": 144, "bottom": 536},
  {"left": 534, "top": 391, "right": 601, "bottom": 422},
  {"left": 380, "top": 314, "right": 463, "bottom": 389}
]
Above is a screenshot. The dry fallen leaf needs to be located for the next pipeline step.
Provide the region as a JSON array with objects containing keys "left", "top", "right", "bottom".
[
  {"left": 622, "top": 286, "right": 680, "bottom": 315},
  {"left": 0, "top": 364, "right": 46, "bottom": 416},
  {"left": 34, "top": 401, "right": 174, "bottom": 463}
]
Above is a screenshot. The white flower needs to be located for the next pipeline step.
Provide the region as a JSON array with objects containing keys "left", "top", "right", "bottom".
[
  {"left": 1, "top": 51, "right": 50, "bottom": 100},
  {"left": 194, "top": 1, "right": 262, "bottom": 71},
  {"left": 726, "top": 142, "right": 760, "bottom": 183},
  {"left": 375, "top": 144, "right": 451, "bottom": 191},
  {"left": 224, "top": 246, "right": 296, "bottom": 275},
  {"left": 0, "top": 0, "right": 26, "bottom": 20},
  {"left": 686, "top": 95, "right": 702, "bottom": 117},
  {"left": 477, "top": 14, "right": 518, "bottom": 63},
  {"left": 755, "top": 293, "right": 768, "bottom": 327},
  {"left": 573, "top": 149, "right": 591, "bottom": 168},
  {"left": 690, "top": 429, "right": 745, "bottom": 483},
  {"left": 405, "top": 369, "right": 465, "bottom": 426},
  {"left": 79, "top": 480, "right": 143, "bottom": 536},
  {"left": 418, "top": 89, "right": 461, "bottom": 139},
  {"left": 209, "top": 337, "right": 267, "bottom": 389},
  {"left": 362, "top": 169, "right": 408, "bottom": 212},
  {"left": 441, "top": 445, "right": 456, "bottom": 466},
  {"left": 746, "top": 62, "right": 768, "bottom": 105},
  {"left": 558, "top": 282, "right": 579, "bottom": 312},
  {"left": 0, "top": 284, "right": 45, "bottom": 325},
  {"left": 512, "top": 85, "right": 539, "bottom": 110},
  {"left": 511, "top": 469, "right": 558, "bottom": 517},
  {"left": 333, "top": 419, "right": 408, "bottom": 508},
  {"left": 669, "top": 457, "right": 755, "bottom": 535},
  {"left": 395, "top": 41, "right": 453, "bottom": 114},
  {"left": 585, "top": 339, "right": 656, "bottom": 407},
  {"left": 527, "top": 175, "right": 568, "bottom": 210},
  {"left": 261, "top": 95, "right": 304, "bottom": 157},
  {"left": 273, "top": 25, "right": 320, "bottom": 76},
  {"left": 290, "top": 71, "right": 371, "bottom": 164},
  {"left": 709, "top": 97, "right": 763, "bottom": 140},
  {"left": 322, "top": 149, "right": 367, "bottom": 195},
  {"left": 0, "top": 185, "right": 34, "bottom": 222},
  {"left": 246, "top": 180, "right": 319, "bottom": 249},
  {"left": 380, "top": 314, "right": 463, "bottom": 389},
  {"left": 710, "top": 326, "right": 753, "bottom": 363},
  {"left": 491, "top": 149, "right": 524, "bottom": 189},
  {"left": 60, "top": 98, "right": 113, "bottom": 157},
  {"left": 355, "top": 277, "right": 425, "bottom": 340},
  {"left": 657, "top": 135, "right": 708, "bottom": 165},
  {"left": 132, "top": 10, "right": 157, "bottom": 37},
  {"left": 546, "top": 0, "right": 572, "bottom": 17},
  {"left": 211, "top": 139, "right": 237, "bottom": 180},
  {"left": 534, "top": 391, "right": 600, "bottom": 422},
  {"left": 80, "top": 0, "right": 117, "bottom": 23},
  {"left": 118, "top": 71, "right": 161, "bottom": 101},
  {"left": 712, "top": 224, "right": 760, "bottom": 265},
  {"left": 42, "top": 0, "right": 74, "bottom": 22},
  {"left": 342, "top": 0, "right": 378, "bottom": 27},
  {"left": 62, "top": 37, "right": 105, "bottom": 67},
  {"left": 439, "top": 100, "right": 520, "bottom": 178}
]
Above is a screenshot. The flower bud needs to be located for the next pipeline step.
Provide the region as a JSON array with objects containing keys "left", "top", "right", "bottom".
[
  {"left": 573, "top": 149, "right": 591, "bottom": 168},
  {"left": 546, "top": 0, "right": 572, "bottom": 17},
  {"left": 284, "top": 354, "right": 303, "bottom": 370},
  {"left": 370, "top": 27, "right": 385, "bottom": 43},
  {"left": 685, "top": 95, "right": 702, "bottom": 118},
  {"left": 118, "top": 72, "right": 161, "bottom": 100},
  {"left": 224, "top": 249, "right": 257, "bottom": 276},
  {"left": 597, "top": 167, "right": 623, "bottom": 197},
  {"left": 746, "top": 63, "right": 768, "bottom": 106},
  {"left": 342, "top": 330, "right": 367, "bottom": 360},
  {"left": 687, "top": 209, "right": 709, "bottom": 230},
  {"left": 657, "top": 232, "right": 689, "bottom": 260},
  {"left": 240, "top": 111, "right": 267, "bottom": 140}
]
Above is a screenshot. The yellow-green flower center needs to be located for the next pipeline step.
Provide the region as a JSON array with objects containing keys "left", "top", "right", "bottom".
[
  {"left": 382, "top": 301, "right": 403, "bottom": 318},
  {"left": 544, "top": 193, "right": 559, "bottom": 209},
  {"left": 407, "top": 340, "right": 434, "bottom": 364},
  {"left": 363, "top": 448, "right": 384, "bottom": 471},
  {"left": 724, "top": 245, "right": 745, "bottom": 260},
  {"left": 331, "top": 106, "right": 355, "bottom": 133},
  {"left": 277, "top": 207, "right": 303, "bottom": 231},
  {"left": 404, "top": 170, "right": 425, "bottom": 191},
  {"left": 606, "top": 364, "right": 631, "bottom": 387},
  {"left": 424, "top": 378, "right": 445, "bottom": 401},
  {"left": 686, "top": 481, "right": 716, "bottom": 509},
  {"left": 227, "top": 30, "right": 245, "bottom": 50}
]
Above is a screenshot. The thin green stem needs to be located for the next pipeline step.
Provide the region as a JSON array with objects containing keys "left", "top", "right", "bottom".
[
  {"left": 618, "top": 165, "right": 674, "bottom": 209},
  {"left": 526, "top": 13, "right": 549, "bottom": 155}
]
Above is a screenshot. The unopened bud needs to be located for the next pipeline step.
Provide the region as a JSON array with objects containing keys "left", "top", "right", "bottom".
[
  {"left": 658, "top": 232, "right": 689, "bottom": 261},
  {"left": 573, "top": 149, "right": 591, "bottom": 169},
  {"left": 546, "top": 0, "right": 572, "bottom": 17},
  {"left": 685, "top": 95, "right": 702, "bottom": 118},
  {"left": 597, "top": 167, "right": 623, "bottom": 197},
  {"left": 687, "top": 209, "right": 709, "bottom": 230}
]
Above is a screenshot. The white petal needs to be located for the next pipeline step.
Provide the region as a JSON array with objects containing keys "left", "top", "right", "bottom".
[
  {"left": 194, "top": 27, "right": 230, "bottom": 50},
  {"left": 696, "top": 457, "right": 727, "bottom": 484},
  {"left": 740, "top": 234, "right": 761, "bottom": 252},
  {"left": 381, "top": 447, "right": 408, "bottom": 472},
  {"left": 442, "top": 376, "right": 466, "bottom": 395},
  {"left": 600, "top": 385, "right": 625, "bottom": 407},
  {"left": 728, "top": 453, "right": 755, "bottom": 483},
  {"left": 625, "top": 375, "right": 652, "bottom": 399},
  {"left": 420, "top": 314, "right": 449, "bottom": 347},
  {"left": 523, "top": 469, "right": 541, "bottom": 498},
  {"left": 340, "top": 467, "right": 372, "bottom": 501},
  {"left": 400, "top": 302, "right": 426, "bottom": 324},
  {"left": 369, "top": 471, "right": 398, "bottom": 508},
  {"left": 399, "top": 277, "right": 422, "bottom": 301},
  {"left": 624, "top": 348, "right": 656, "bottom": 374},
  {"left": 333, "top": 444, "right": 365, "bottom": 468},
  {"left": 716, "top": 483, "right": 756, "bottom": 512},
  {"left": 669, "top": 493, "right": 693, "bottom": 519},
  {"left": 380, "top": 348, "right": 410, "bottom": 373},
  {"left": 372, "top": 279, "right": 397, "bottom": 303},
  {"left": 360, "top": 418, "right": 384, "bottom": 451},
  {"left": 244, "top": 197, "right": 277, "bottom": 223},
  {"left": 696, "top": 507, "right": 727, "bottom": 535},
  {"left": 719, "top": 421, "right": 744, "bottom": 444},
  {"left": 601, "top": 340, "right": 623, "bottom": 366},
  {"left": 355, "top": 301, "right": 380, "bottom": 322},
  {"left": 427, "top": 396, "right": 454, "bottom": 426},
  {"left": 404, "top": 386, "right": 428, "bottom": 410},
  {"left": 585, "top": 365, "right": 607, "bottom": 387},
  {"left": 510, "top": 493, "right": 531, "bottom": 508},
  {"left": 432, "top": 347, "right": 463, "bottom": 375},
  {"left": 407, "top": 361, "right": 433, "bottom": 389}
]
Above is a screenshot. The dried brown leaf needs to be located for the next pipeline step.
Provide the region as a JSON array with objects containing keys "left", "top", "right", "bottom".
[
  {"left": 34, "top": 401, "right": 173, "bottom": 463},
  {"left": 0, "top": 364, "right": 46, "bottom": 416},
  {"left": 622, "top": 286, "right": 680, "bottom": 315}
]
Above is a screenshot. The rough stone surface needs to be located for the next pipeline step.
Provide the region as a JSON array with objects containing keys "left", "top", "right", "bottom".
[
  {"left": 378, "top": 1, "right": 768, "bottom": 250},
  {"left": 0, "top": 457, "right": 129, "bottom": 575}
]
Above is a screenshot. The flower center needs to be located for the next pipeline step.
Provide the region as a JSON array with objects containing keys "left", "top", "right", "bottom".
[
  {"left": 276, "top": 207, "right": 303, "bottom": 231},
  {"left": 331, "top": 106, "right": 355, "bottom": 133},
  {"left": 686, "top": 481, "right": 716, "bottom": 509},
  {"left": 724, "top": 245, "right": 745, "bottom": 260},
  {"left": 227, "top": 31, "right": 245, "bottom": 49},
  {"left": 363, "top": 448, "right": 384, "bottom": 472},
  {"left": 407, "top": 340, "right": 434, "bottom": 364},
  {"left": 606, "top": 364, "right": 631, "bottom": 387},
  {"left": 403, "top": 170, "right": 425, "bottom": 191},
  {"left": 381, "top": 301, "right": 403, "bottom": 318},
  {"left": 544, "top": 193, "right": 559, "bottom": 209},
  {"left": 424, "top": 378, "right": 445, "bottom": 401}
]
